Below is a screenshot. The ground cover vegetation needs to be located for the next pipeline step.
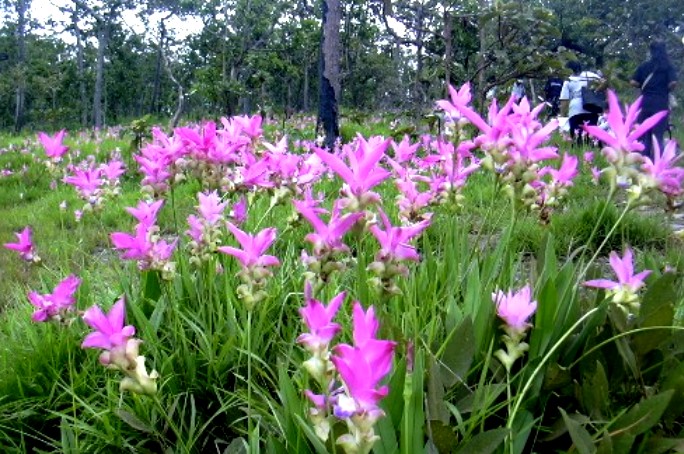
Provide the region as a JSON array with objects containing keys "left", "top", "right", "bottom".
[{"left": 1, "top": 84, "right": 684, "bottom": 453}]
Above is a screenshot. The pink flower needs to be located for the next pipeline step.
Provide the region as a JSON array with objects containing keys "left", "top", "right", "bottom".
[
  {"left": 126, "top": 199, "right": 164, "bottom": 227},
  {"left": 81, "top": 298, "right": 136, "bottom": 351},
  {"left": 38, "top": 130, "right": 69, "bottom": 161},
  {"left": 217, "top": 223, "right": 280, "bottom": 269},
  {"left": 197, "top": 190, "right": 227, "bottom": 225},
  {"left": 584, "top": 91, "right": 668, "bottom": 155},
  {"left": 28, "top": 274, "right": 81, "bottom": 322},
  {"left": 313, "top": 136, "right": 391, "bottom": 204},
  {"left": 330, "top": 303, "right": 396, "bottom": 416},
  {"left": 539, "top": 154, "right": 579, "bottom": 187},
  {"left": 294, "top": 199, "right": 363, "bottom": 255},
  {"left": 584, "top": 248, "right": 651, "bottom": 298},
  {"left": 368, "top": 209, "right": 431, "bottom": 262},
  {"left": 230, "top": 196, "right": 248, "bottom": 225},
  {"left": 297, "top": 282, "right": 345, "bottom": 353},
  {"left": 639, "top": 140, "right": 684, "bottom": 196},
  {"left": 493, "top": 285, "right": 537, "bottom": 331},
  {"left": 4, "top": 226, "right": 36, "bottom": 262}
]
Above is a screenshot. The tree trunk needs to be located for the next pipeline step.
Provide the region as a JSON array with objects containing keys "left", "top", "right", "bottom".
[
  {"left": 93, "top": 20, "right": 109, "bottom": 128},
  {"left": 14, "top": 0, "right": 29, "bottom": 133},
  {"left": 73, "top": 5, "right": 88, "bottom": 126},
  {"left": 303, "top": 61, "right": 309, "bottom": 112},
  {"left": 151, "top": 22, "right": 167, "bottom": 115},
  {"left": 318, "top": 0, "right": 341, "bottom": 150},
  {"left": 443, "top": 9, "right": 453, "bottom": 95}
]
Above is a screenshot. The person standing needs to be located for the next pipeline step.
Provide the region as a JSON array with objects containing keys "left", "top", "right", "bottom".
[
  {"left": 511, "top": 79, "right": 526, "bottom": 103},
  {"left": 630, "top": 41, "right": 678, "bottom": 158},
  {"left": 560, "top": 61, "right": 604, "bottom": 146},
  {"left": 544, "top": 75, "right": 564, "bottom": 117}
]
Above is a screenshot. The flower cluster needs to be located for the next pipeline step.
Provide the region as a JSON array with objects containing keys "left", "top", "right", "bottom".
[
  {"left": 493, "top": 285, "right": 537, "bottom": 372},
  {"left": 63, "top": 154, "right": 126, "bottom": 218},
  {"left": 27, "top": 275, "right": 81, "bottom": 323},
  {"left": 110, "top": 199, "right": 177, "bottom": 279},
  {"left": 82, "top": 298, "right": 158, "bottom": 395},
  {"left": 298, "top": 289, "right": 396, "bottom": 454},
  {"left": 4, "top": 226, "right": 41, "bottom": 264},
  {"left": 367, "top": 209, "right": 430, "bottom": 296},
  {"left": 186, "top": 190, "right": 228, "bottom": 265},
  {"left": 294, "top": 198, "right": 362, "bottom": 284},
  {"left": 217, "top": 223, "right": 280, "bottom": 309},
  {"left": 584, "top": 248, "right": 651, "bottom": 317}
]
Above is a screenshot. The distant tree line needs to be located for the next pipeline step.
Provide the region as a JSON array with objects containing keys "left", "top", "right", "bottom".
[{"left": 0, "top": 0, "right": 682, "bottom": 135}]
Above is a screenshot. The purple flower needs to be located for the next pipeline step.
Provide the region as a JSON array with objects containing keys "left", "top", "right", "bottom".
[
  {"left": 330, "top": 303, "right": 396, "bottom": 414},
  {"left": 4, "top": 226, "right": 37, "bottom": 262},
  {"left": 584, "top": 91, "right": 668, "bottom": 156},
  {"left": 368, "top": 209, "right": 431, "bottom": 262},
  {"left": 38, "top": 130, "right": 69, "bottom": 161},
  {"left": 297, "top": 282, "right": 345, "bottom": 354},
  {"left": 28, "top": 274, "right": 81, "bottom": 322},
  {"left": 82, "top": 298, "right": 136, "bottom": 352},
  {"left": 493, "top": 285, "right": 537, "bottom": 332},
  {"left": 217, "top": 223, "right": 280, "bottom": 269},
  {"left": 584, "top": 248, "right": 651, "bottom": 301}
]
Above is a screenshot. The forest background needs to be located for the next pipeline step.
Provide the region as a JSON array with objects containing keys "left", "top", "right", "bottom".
[{"left": 0, "top": 0, "right": 683, "bottom": 134}]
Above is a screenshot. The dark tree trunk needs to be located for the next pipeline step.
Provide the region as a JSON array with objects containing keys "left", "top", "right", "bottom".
[
  {"left": 14, "top": 0, "right": 28, "bottom": 133},
  {"left": 318, "top": 0, "right": 341, "bottom": 150},
  {"left": 303, "top": 61, "right": 309, "bottom": 112},
  {"left": 444, "top": 10, "right": 453, "bottom": 95},
  {"left": 151, "top": 22, "right": 167, "bottom": 115},
  {"left": 93, "top": 19, "right": 109, "bottom": 128},
  {"left": 73, "top": 6, "right": 88, "bottom": 126}
]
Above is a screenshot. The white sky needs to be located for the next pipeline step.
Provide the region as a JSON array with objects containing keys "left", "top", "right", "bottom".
[{"left": 28, "top": 0, "right": 202, "bottom": 44}]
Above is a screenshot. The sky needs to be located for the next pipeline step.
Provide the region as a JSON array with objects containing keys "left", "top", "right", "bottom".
[{"left": 28, "top": 0, "right": 202, "bottom": 44}]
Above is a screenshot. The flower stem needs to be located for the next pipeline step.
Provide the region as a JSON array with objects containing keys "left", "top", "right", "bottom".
[
  {"left": 506, "top": 307, "right": 600, "bottom": 441},
  {"left": 247, "top": 308, "right": 254, "bottom": 452}
]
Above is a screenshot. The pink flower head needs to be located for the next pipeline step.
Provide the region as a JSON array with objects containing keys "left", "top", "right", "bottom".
[
  {"left": 313, "top": 136, "right": 391, "bottom": 203},
  {"left": 126, "top": 199, "right": 164, "bottom": 227},
  {"left": 4, "top": 226, "right": 36, "bottom": 261},
  {"left": 330, "top": 302, "right": 396, "bottom": 415},
  {"left": 230, "top": 196, "right": 248, "bottom": 225},
  {"left": 584, "top": 248, "right": 651, "bottom": 300},
  {"left": 197, "top": 190, "right": 227, "bottom": 225},
  {"left": 435, "top": 83, "right": 473, "bottom": 122},
  {"left": 111, "top": 223, "right": 153, "bottom": 261},
  {"left": 294, "top": 199, "right": 363, "bottom": 255},
  {"left": 38, "top": 130, "right": 69, "bottom": 161},
  {"left": 28, "top": 274, "right": 81, "bottom": 322},
  {"left": 369, "top": 209, "right": 431, "bottom": 262},
  {"left": 493, "top": 285, "right": 537, "bottom": 331},
  {"left": 584, "top": 91, "right": 668, "bottom": 156},
  {"left": 81, "top": 298, "right": 136, "bottom": 351},
  {"left": 297, "top": 282, "right": 345, "bottom": 353},
  {"left": 539, "top": 154, "right": 579, "bottom": 187},
  {"left": 217, "top": 222, "right": 280, "bottom": 269},
  {"left": 640, "top": 140, "right": 684, "bottom": 196}
]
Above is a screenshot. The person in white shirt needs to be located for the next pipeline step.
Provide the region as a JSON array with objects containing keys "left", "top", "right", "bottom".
[{"left": 559, "top": 61, "right": 604, "bottom": 146}]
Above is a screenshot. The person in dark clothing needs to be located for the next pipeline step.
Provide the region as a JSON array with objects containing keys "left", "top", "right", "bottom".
[
  {"left": 630, "top": 41, "right": 678, "bottom": 158},
  {"left": 544, "top": 76, "right": 563, "bottom": 117}
]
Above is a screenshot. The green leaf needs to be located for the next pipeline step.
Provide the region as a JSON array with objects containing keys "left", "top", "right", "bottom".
[
  {"left": 580, "top": 361, "right": 609, "bottom": 419},
  {"left": 633, "top": 273, "right": 677, "bottom": 356},
  {"left": 660, "top": 360, "right": 684, "bottom": 426},
  {"left": 439, "top": 316, "right": 474, "bottom": 388},
  {"left": 427, "top": 357, "right": 449, "bottom": 424},
  {"left": 429, "top": 420, "right": 459, "bottom": 454},
  {"left": 560, "top": 408, "right": 596, "bottom": 454},
  {"left": 60, "top": 417, "right": 78, "bottom": 454},
  {"left": 610, "top": 390, "right": 674, "bottom": 450},
  {"left": 116, "top": 409, "right": 154, "bottom": 434},
  {"left": 453, "top": 428, "right": 508, "bottom": 454}
]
